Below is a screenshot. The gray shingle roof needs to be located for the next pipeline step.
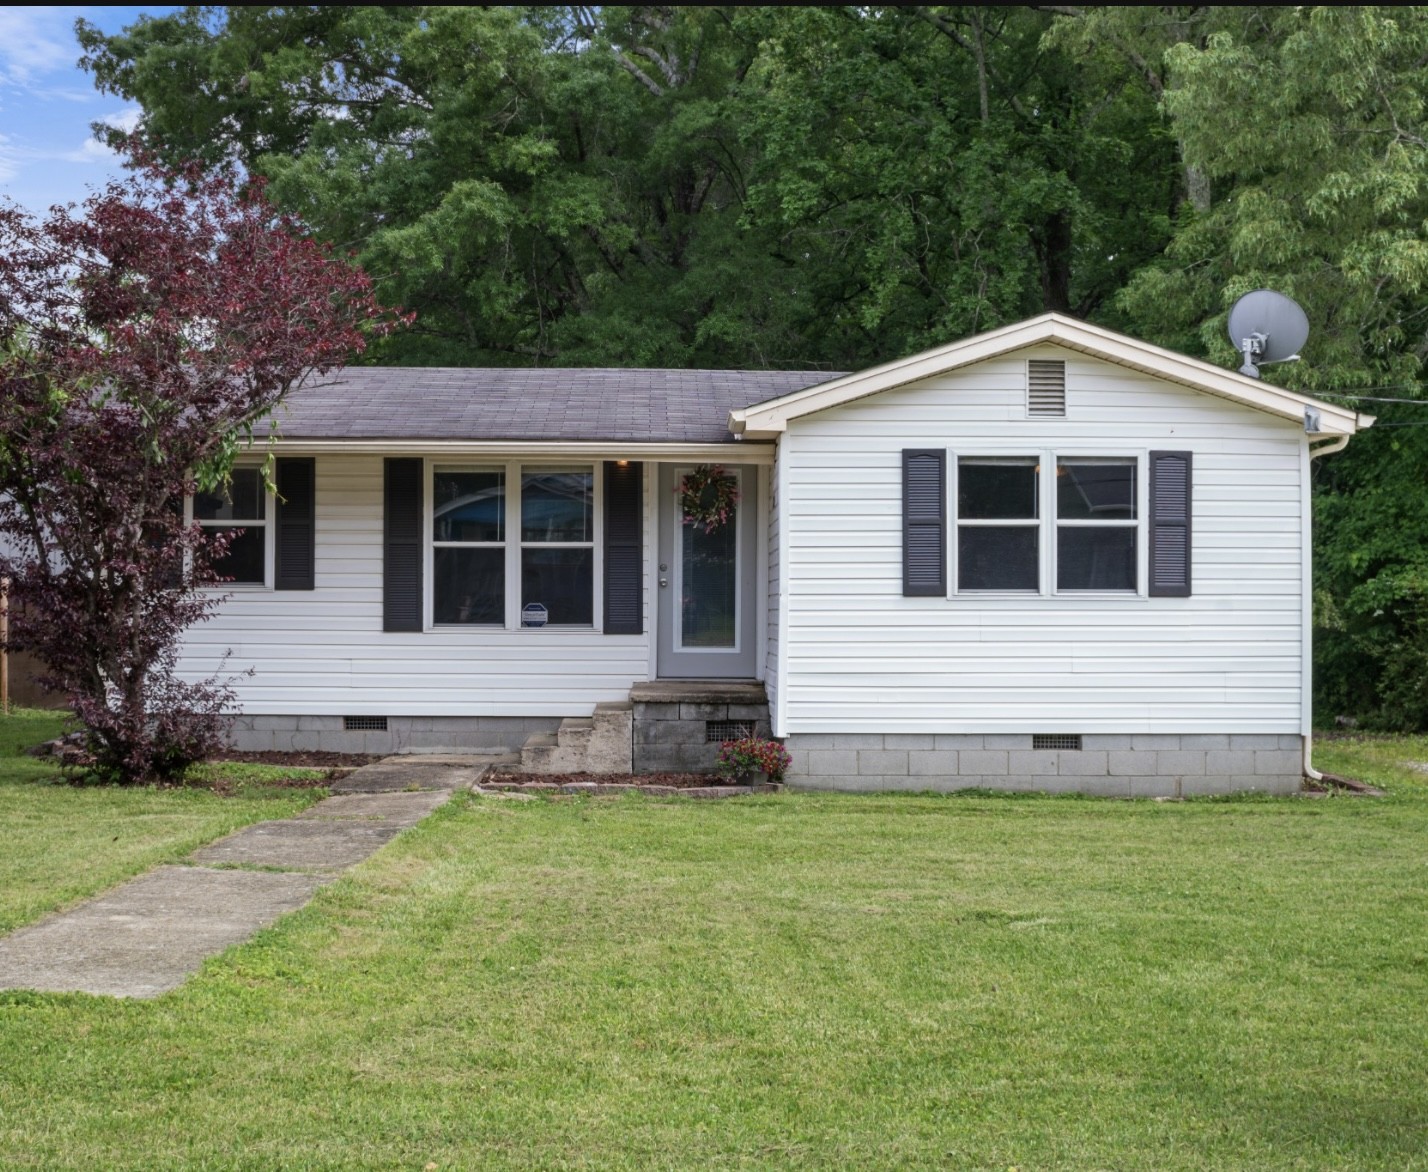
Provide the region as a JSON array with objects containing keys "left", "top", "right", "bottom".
[{"left": 265, "top": 367, "right": 844, "bottom": 444}]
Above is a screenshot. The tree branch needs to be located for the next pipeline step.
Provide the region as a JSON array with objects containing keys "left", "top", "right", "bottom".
[
  {"left": 913, "top": 7, "right": 1031, "bottom": 121},
  {"left": 614, "top": 51, "right": 665, "bottom": 97}
]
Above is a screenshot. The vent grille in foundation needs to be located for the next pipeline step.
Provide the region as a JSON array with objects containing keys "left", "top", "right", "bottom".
[
  {"left": 1033, "top": 733, "right": 1081, "bottom": 751},
  {"left": 707, "top": 720, "right": 756, "bottom": 744},
  {"left": 343, "top": 715, "right": 388, "bottom": 731}
]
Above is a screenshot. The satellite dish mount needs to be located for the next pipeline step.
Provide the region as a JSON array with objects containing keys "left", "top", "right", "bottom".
[{"left": 1227, "top": 289, "right": 1310, "bottom": 379}]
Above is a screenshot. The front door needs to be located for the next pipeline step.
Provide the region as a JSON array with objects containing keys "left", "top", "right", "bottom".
[{"left": 657, "top": 464, "right": 758, "bottom": 678}]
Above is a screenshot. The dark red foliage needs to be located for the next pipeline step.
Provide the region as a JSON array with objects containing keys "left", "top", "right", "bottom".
[{"left": 0, "top": 149, "right": 405, "bottom": 783}]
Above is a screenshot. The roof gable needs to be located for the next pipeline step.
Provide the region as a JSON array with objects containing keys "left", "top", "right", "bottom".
[{"left": 728, "top": 313, "right": 1367, "bottom": 439}]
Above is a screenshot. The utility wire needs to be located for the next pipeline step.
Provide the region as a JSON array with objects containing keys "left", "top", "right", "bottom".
[{"left": 1315, "top": 393, "right": 1428, "bottom": 405}]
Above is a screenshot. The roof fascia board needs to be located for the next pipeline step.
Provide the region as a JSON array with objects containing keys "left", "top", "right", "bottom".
[
  {"left": 729, "top": 313, "right": 1364, "bottom": 438},
  {"left": 262, "top": 439, "right": 776, "bottom": 463}
]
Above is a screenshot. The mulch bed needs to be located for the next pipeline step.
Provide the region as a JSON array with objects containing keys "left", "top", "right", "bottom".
[
  {"left": 481, "top": 771, "right": 779, "bottom": 798},
  {"left": 486, "top": 771, "right": 720, "bottom": 789}
]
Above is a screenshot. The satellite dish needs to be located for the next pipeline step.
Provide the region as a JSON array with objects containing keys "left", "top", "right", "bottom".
[{"left": 1227, "top": 289, "right": 1309, "bottom": 379}]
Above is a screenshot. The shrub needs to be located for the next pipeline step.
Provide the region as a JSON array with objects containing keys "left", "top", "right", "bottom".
[{"left": 715, "top": 737, "right": 792, "bottom": 782}]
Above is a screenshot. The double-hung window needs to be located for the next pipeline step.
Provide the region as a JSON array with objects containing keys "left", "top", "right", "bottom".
[
  {"left": 955, "top": 454, "right": 1139, "bottom": 593},
  {"left": 520, "top": 467, "right": 594, "bottom": 626},
  {"left": 432, "top": 467, "right": 505, "bottom": 624},
  {"left": 1055, "top": 458, "right": 1137, "bottom": 591},
  {"left": 956, "top": 457, "right": 1041, "bottom": 591},
  {"left": 193, "top": 466, "right": 268, "bottom": 586},
  {"left": 432, "top": 463, "right": 595, "bottom": 627}
]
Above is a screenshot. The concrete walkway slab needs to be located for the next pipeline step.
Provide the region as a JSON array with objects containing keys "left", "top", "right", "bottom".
[
  {"left": 190, "top": 818, "right": 407, "bottom": 871},
  {"left": 329, "top": 754, "right": 492, "bottom": 794},
  {"left": 294, "top": 789, "right": 451, "bottom": 826},
  {"left": 0, "top": 754, "right": 493, "bottom": 999},
  {"left": 0, "top": 866, "right": 329, "bottom": 998}
]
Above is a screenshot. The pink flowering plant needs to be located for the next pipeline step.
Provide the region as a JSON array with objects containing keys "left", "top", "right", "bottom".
[
  {"left": 678, "top": 464, "right": 739, "bottom": 533},
  {"left": 716, "top": 736, "right": 791, "bottom": 783}
]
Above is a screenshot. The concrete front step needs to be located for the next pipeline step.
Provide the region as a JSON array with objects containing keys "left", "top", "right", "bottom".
[
  {"left": 628, "top": 681, "right": 766, "bottom": 705},
  {"left": 519, "top": 701, "right": 633, "bottom": 774},
  {"left": 631, "top": 681, "right": 771, "bottom": 774},
  {"left": 515, "top": 688, "right": 776, "bottom": 778}
]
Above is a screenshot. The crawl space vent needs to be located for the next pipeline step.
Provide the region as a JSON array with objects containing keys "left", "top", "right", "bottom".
[
  {"left": 1027, "top": 359, "right": 1067, "bottom": 417},
  {"left": 707, "top": 720, "right": 755, "bottom": 744},
  {"left": 343, "top": 715, "right": 388, "bottom": 732},
  {"left": 1032, "top": 733, "right": 1081, "bottom": 751}
]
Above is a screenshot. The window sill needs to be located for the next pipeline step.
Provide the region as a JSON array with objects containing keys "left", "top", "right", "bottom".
[
  {"left": 429, "top": 624, "right": 600, "bottom": 632},
  {"left": 949, "top": 591, "right": 1147, "bottom": 601}
]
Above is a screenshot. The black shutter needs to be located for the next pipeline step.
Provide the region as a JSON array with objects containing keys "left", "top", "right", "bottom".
[
  {"left": 384, "top": 458, "right": 423, "bottom": 631},
  {"left": 903, "top": 449, "right": 946, "bottom": 596},
  {"left": 1149, "top": 450, "right": 1192, "bottom": 597},
  {"left": 274, "top": 457, "right": 316, "bottom": 591},
  {"left": 603, "top": 461, "right": 643, "bottom": 634}
]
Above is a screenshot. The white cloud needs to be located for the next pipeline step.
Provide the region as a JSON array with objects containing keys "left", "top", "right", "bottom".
[
  {"left": 100, "top": 106, "right": 141, "bottom": 134},
  {"left": 53, "top": 106, "right": 142, "bottom": 165},
  {"left": 60, "top": 137, "right": 114, "bottom": 164},
  {"left": 0, "top": 131, "right": 18, "bottom": 184},
  {"left": 0, "top": 8, "right": 77, "bottom": 86}
]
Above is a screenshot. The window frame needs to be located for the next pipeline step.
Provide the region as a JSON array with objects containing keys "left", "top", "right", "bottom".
[
  {"left": 951, "top": 449, "right": 1147, "bottom": 598},
  {"left": 430, "top": 463, "right": 507, "bottom": 627},
  {"left": 187, "top": 463, "right": 275, "bottom": 590},
  {"left": 425, "top": 458, "right": 604, "bottom": 631}
]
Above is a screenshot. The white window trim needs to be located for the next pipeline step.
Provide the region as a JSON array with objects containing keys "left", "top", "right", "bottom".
[
  {"left": 425, "top": 458, "right": 603, "bottom": 631},
  {"left": 951, "top": 449, "right": 1146, "bottom": 599},
  {"left": 187, "top": 463, "right": 274, "bottom": 591}
]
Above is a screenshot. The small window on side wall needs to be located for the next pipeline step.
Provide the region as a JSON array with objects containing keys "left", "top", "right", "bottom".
[{"left": 193, "top": 467, "right": 267, "bottom": 584}]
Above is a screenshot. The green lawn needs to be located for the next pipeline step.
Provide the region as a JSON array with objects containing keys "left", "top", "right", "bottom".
[
  {"left": 1, "top": 723, "right": 1427, "bottom": 1169},
  {"left": 0, "top": 709, "right": 324, "bottom": 933}
]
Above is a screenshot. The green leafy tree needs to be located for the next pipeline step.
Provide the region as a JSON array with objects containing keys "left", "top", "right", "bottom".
[
  {"left": 1123, "top": 6, "right": 1428, "bottom": 725},
  {"left": 78, "top": 5, "right": 1182, "bottom": 370},
  {"left": 79, "top": 5, "right": 777, "bottom": 367}
]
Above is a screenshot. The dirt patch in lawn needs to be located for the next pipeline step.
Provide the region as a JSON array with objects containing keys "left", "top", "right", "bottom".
[
  {"left": 213, "top": 750, "right": 383, "bottom": 769},
  {"left": 196, "top": 772, "right": 343, "bottom": 798},
  {"left": 187, "top": 751, "right": 386, "bottom": 796}
]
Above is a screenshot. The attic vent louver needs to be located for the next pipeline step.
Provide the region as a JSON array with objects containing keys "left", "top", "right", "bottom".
[{"left": 1027, "top": 359, "right": 1066, "bottom": 417}]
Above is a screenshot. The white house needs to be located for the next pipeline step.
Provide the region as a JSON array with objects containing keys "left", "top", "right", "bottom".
[{"left": 187, "top": 314, "right": 1368, "bottom": 795}]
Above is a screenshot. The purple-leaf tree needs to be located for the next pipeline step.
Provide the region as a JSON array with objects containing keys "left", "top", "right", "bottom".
[{"left": 0, "top": 151, "right": 403, "bottom": 783}]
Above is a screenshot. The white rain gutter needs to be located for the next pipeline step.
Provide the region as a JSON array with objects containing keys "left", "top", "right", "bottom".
[{"left": 1301, "top": 421, "right": 1362, "bottom": 780}]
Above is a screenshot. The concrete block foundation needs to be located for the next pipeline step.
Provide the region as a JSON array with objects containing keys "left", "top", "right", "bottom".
[
  {"left": 629, "top": 681, "right": 770, "bottom": 773},
  {"left": 785, "top": 733, "right": 1305, "bottom": 796},
  {"left": 229, "top": 715, "right": 559, "bottom": 755}
]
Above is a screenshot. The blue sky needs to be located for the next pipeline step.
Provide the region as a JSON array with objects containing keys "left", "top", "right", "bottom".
[{"left": 0, "top": 5, "right": 178, "bottom": 215}]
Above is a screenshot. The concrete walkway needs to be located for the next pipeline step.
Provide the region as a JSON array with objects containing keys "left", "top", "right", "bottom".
[{"left": 0, "top": 754, "right": 492, "bottom": 999}]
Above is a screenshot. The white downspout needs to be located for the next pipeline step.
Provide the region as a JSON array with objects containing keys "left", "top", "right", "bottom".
[{"left": 1302, "top": 431, "right": 1353, "bottom": 779}]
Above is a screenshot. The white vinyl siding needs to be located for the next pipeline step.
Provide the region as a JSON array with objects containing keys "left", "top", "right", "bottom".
[
  {"left": 176, "top": 454, "right": 650, "bottom": 716},
  {"left": 780, "top": 346, "right": 1307, "bottom": 734}
]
